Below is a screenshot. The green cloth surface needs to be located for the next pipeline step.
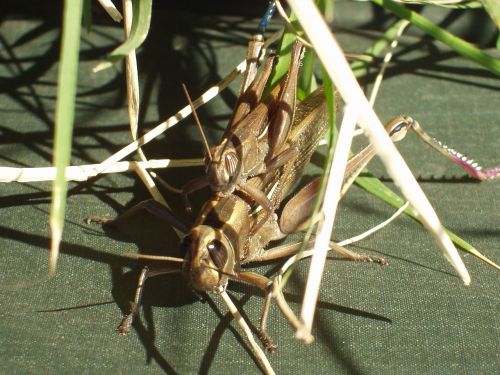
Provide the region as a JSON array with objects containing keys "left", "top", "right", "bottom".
[{"left": 0, "top": 3, "right": 499, "bottom": 374}]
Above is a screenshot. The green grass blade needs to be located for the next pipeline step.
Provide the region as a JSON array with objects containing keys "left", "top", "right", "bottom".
[
  {"left": 282, "top": 68, "right": 337, "bottom": 286},
  {"left": 82, "top": 0, "right": 92, "bottom": 34},
  {"left": 351, "top": 19, "right": 411, "bottom": 78},
  {"left": 371, "top": 0, "right": 500, "bottom": 76},
  {"left": 94, "top": 0, "right": 152, "bottom": 71},
  {"left": 49, "top": 0, "right": 84, "bottom": 275},
  {"left": 297, "top": 48, "right": 317, "bottom": 99},
  {"left": 266, "top": 0, "right": 335, "bottom": 97},
  {"left": 392, "top": 0, "right": 482, "bottom": 9},
  {"left": 480, "top": 0, "right": 500, "bottom": 28},
  {"left": 266, "top": 12, "right": 309, "bottom": 94}
]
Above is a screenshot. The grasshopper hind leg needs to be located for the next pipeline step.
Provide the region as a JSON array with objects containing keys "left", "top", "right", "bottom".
[
  {"left": 258, "top": 290, "right": 277, "bottom": 353},
  {"left": 329, "top": 242, "right": 387, "bottom": 265}
]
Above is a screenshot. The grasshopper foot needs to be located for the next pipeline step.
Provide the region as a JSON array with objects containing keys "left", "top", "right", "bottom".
[
  {"left": 359, "top": 255, "right": 387, "bottom": 266},
  {"left": 259, "top": 329, "right": 277, "bottom": 353},
  {"left": 329, "top": 243, "right": 387, "bottom": 266},
  {"left": 118, "top": 314, "right": 134, "bottom": 336},
  {"left": 84, "top": 215, "right": 111, "bottom": 225}
]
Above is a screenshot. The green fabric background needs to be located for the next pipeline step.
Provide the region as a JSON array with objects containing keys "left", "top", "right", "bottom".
[{"left": 0, "top": 2, "right": 498, "bottom": 374}]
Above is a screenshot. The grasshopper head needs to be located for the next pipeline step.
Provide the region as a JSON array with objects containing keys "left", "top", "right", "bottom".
[
  {"left": 206, "top": 142, "right": 241, "bottom": 193},
  {"left": 386, "top": 115, "right": 414, "bottom": 142},
  {"left": 181, "top": 225, "right": 235, "bottom": 292}
]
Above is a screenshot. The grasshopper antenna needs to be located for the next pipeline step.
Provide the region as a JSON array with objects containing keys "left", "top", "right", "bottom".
[
  {"left": 258, "top": 1, "right": 277, "bottom": 34},
  {"left": 123, "top": 252, "right": 184, "bottom": 264},
  {"left": 182, "top": 83, "right": 212, "bottom": 161}
]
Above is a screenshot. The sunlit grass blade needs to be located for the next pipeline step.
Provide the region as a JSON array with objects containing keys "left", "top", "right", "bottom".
[
  {"left": 351, "top": 19, "right": 412, "bottom": 78},
  {"left": 281, "top": 68, "right": 337, "bottom": 287},
  {"left": 392, "top": 0, "right": 482, "bottom": 8},
  {"left": 480, "top": 0, "right": 500, "bottom": 28},
  {"left": 266, "top": 12, "right": 317, "bottom": 98},
  {"left": 94, "top": 0, "right": 152, "bottom": 72},
  {"left": 82, "top": 0, "right": 92, "bottom": 34},
  {"left": 355, "top": 173, "right": 500, "bottom": 269},
  {"left": 49, "top": 0, "right": 84, "bottom": 275},
  {"left": 96, "top": 0, "right": 123, "bottom": 22},
  {"left": 371, "top": 0, "right": 500, "bottom": 76}
]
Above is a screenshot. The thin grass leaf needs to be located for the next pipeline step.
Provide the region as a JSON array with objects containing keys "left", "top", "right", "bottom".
[
  {"left": 480, "top": 0, "right": 500, "bottom": 28},
  {"left": 351, "top": 19, "right": 412, "bottom": 78},
  {"left": 371, "top": 0, "right": 500, "bottom": 76},
  {"left": 355, "top": 173, "right": 500, "bottom": 269},
  {"left": 49, "top": 0, "right": 84, "bottom": 275},
  {"left": 267, "top": 12, "right": 317, "bottom": 98},
  {"left": 82, "top": 0, "right": 92, "bottom": 34},
  {"left": 281, "top": 68, "right": 337, "bottom": 287},
  {"left": 94, "top": 0, "right": 152, "bottom": 71},
  {"left": 393, "top": 0, "right": 482, "bottom": 8}
]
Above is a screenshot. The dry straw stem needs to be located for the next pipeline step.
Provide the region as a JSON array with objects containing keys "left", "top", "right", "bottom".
[
  {"left": 287, "top": 0, "right": 471, "bottom": 340},
  {"left": 368, "top": 20, "right": 410, "bottom": 106},
  {"left": 339, "top": 202, "right": 410, "bottom": 247},
  {"left": 97, "top": 0, "right": 123, "bottom": 22},
  {"left": 0, "top": 159, "right": 203, "bottom": 183},
  {"left": 297, "top": 104, "right": 358, "bottom": 342},
  {"left": 122, "top": 0, "right": 168, "bottom": 205},
  {"left": 219, "top": 290, "right": 275, "bottom": 375},
  {"left": 273, "top": 202, "right": 410, "bottom": 342},
  {"left": 93, "top": 30, "right": 282, "bottom": 176}
]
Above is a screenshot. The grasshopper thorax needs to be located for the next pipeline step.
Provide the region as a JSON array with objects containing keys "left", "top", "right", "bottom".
[{"left": 181, "top": 225, "right": 236, "bottom": 292}]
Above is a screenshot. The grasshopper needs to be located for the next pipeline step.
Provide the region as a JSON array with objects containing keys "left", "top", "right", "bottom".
[
  {"left": 112, "top": 86, "right": 330, "bottom": 351},
  {"left": 182, "top": 41, "right": 306, "bottom": 228}
]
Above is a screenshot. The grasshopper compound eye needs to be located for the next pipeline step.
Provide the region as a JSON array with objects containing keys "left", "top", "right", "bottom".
[
  {"left": 207, "top": 239, "right": 228, "bottom": 269},
  {"left": 387, "top": 115, "right": 412, "bottom": 142},
  {"left": 224, "top": 151, "right": 238, "bottom": 177}
]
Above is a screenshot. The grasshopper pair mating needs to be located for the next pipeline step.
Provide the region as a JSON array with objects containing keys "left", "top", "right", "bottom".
[
  {"left": 94, "top": 32, "right": 499, "bottom": 356},
  {"left": 106, "top": 40, "right": 347, "bottom": 351}
]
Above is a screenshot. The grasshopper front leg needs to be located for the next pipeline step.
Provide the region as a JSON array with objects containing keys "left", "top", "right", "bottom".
[
  {"left": 86, "top": 199, "right": 189, "bottom": 333},
  {"left": 118, "top": 265, "right": 182, "bottom": 335}
]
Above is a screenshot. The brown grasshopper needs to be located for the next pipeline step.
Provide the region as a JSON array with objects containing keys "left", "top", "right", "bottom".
[
  {"left": 182, "top": 41, "right": 306, "bottom": 226},
  {"left": 112, "top": 86, "right": 330, "bottom": 351}
]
